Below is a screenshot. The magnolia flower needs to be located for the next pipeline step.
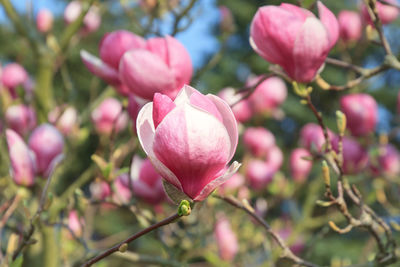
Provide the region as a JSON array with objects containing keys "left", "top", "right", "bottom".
[
  {"left": 5, "top": 104, "right": 37, "bottom": 136},
  {"left": 130, "top": 156, "right": 166, "bottom": 205},
  {"left": 338, "top": 11, "right": 362, "bottom": 43},
  {"left": 36, "top": 9, "right": 53, "bottom": 33},
  {"left": 137, "top": 85, "right": 239, "bottom": 201},
  {"left": 289, "top": 148, "right": 312, "bottom": 183},
  {"left": 91, "top": 98, "right": 128, "bottom": 135},
  {"left": 81, "top": 30, "right": 146, "bottom": 95},
  {"left": 120, "top": 36, "right": 193, "bottom": 100},
  {"left": 215, "top": 216, "right": 239, "bottom": 261},
  {"left": 340, "top": 93, "right": 377, "bottom": 137},
  {"left": 250, "top": 1, "right": 338, "bottom": 82},
  {"left": 28, "top": 124, "right": 64, "bottom": 177},
  {"left": 243, "top": 127, "right": 275, "bottom": 157},
  {"left": 6, "top": 129, "right": 36, "bottom": 187}
]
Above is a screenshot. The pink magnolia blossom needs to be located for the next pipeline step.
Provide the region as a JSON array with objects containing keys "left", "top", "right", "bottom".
[
  {"left": 243, "top": 127, "right": 275, "bottom": 157},
  {"left": 5, "top": 104, "right": 37, "bottom": 136},
  {"left": 89, "top": 180, "right": 111, "bottom": 201},
  {"left": 362, "top": 0, "right": 399, "bottom": 25},
  {"left": 136, "top": 85, "right": 239, "bottom": 201},
  {"left": 120, "top": 36, "right": 193, "bottom": 100},
  {"left": 6, "top": 129, "right": 36, "bottom": 187},
  {"left": 28, "top": 124, "right": 64, "bottom": 177},
  {"left": 332, "top": 136, "right": 368, "bottom": 175},
  {"left": 246, "top": 159, "right": 275, "bottom": 190},
  {"left": 64, "top": 1, "right": 101, "bottom": 34},
  {"left": 68, "top": 210, "right": 84, "bottom": 238},
  {"left": 370, "top": 144, "right": 400, "bottom": 177},
  {"left": 36, "top": 9, "right": 53, "bottom": 33},
  {"left": 338, "top": 11, "right": 362, "bottom": 43},
  {"left": 91, "top": 98, "right": 128, "bottom": 135},
  {"left": 81, "top": 30, "right": 146, "bottom": 95},
  {"left": 246, "top": 146, "right": 282, "bottom": 190},
  {"left": 250, "top": 2, "right": 339, "bottom": 83},
  {"left": 1, "top": 63, "right": 28, "bottom": 98},
  {"left": 300, "top": 123, "right": 334, "bottom": 152},
  {"left": 48, "top": 107, "right": 78, "bottom": 136},
  {"left": 340, "top": 93, "right": 377, "bottom": 137},
  {"left": 214, "top": 216, "right": 239, "bottom": 261},
  {"left": 112, "top": 173, "right": 133, "bottom": 205},
  {"left": 130, "top": 156, "right": 166, "bottom": 205},
  {"left": 218, "top": 87, "right": 252, "bottom": 123},
  {"left": 247, "top": 76, "right": 287, "bottom": 114},
  {"left": 289, "top": 148, "right": 312, "bottom": 183}
]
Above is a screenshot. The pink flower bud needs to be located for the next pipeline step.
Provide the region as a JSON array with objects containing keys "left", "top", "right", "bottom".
[
  {"left": 89, "top": 180, "right": 111, "bottom": 201},
  {"left": 246, "top": 159, "right": 275, "bottom": 190},
  {"left": 370, "top": 144, "right": 400, "bottom": 177},
  {"left": 243, "top": 127, "right": 275, "bottom": 156},
  {"left": 214, "top": 217, "right": 238, "bottom": 261},
  {"left": 218, "top": 87, "right": 252, "bottom": 123},
  {"left": 338, "top": 11, "right": 362, "bottom": 43},
  {"left": 137, "top": 85, "right": 239, "bottom": 201},
  {"left": 5, "top": 104, "right": 37, "bottom": 136},
  {"left": 91, "top": 98, "right": 128, "bottom": 135},
  {"left": 362, "top": 0, "right": 399, "bottom": 25},
  {"left": 247, "top": 76, "right": 287, "bottom": 114},
  {"left": 28, "top": 124, "right": 64, "bottom": 177},
  {"left": 289, "top": 148, "right": 312, "bottom": 183},
  {"left": 300, "top": 123, "right": 334, "bottom": 152},
  {"left": 130, "top": 156, "right": 166, "bottom": 205},
  {"left": 1, "top": 63, "right": 28, "bottom": 98},
  {"left": 49, "top": 107, "right": 78, "bottom": 135},
  {"left": 219, "top": 6, "right": 235, "bottom": 33},
  {"left": 68, "top": 210, "right": 84, "bottom": 238},
  {"left": 64, "top": 1, "right": 101, "bottom": 34},
  {"left": 81, "top": 31, "right": 146, "bottom": 96},
  {"left": 36, "top": 9, "right": 53, "bottom": 33},
  {"left": 120, "top": 36, "right": 193, "bottom": 100},
  {"left": 6, "top": 129, "right": 36, "bottom": 187},
  {"left": 250, "top": 2, "right": 338, "bottom": 82},
  {"left": 332, "top": 136, "right": 368, "bottom": 175},
  {"left": 112, "top": 173, "right": 132, "bottom": 205},
  {"left": 340, "top": 93, "right": 377, "bottom": 137}
]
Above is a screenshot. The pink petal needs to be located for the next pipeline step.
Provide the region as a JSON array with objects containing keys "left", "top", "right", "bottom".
[
  {"left": 80, "top": 50, "right": 120, "bottom": 85},
  {"left": 250, "top": 6, "right": 304, "bottom": 65},
  {"left": 292, "top": 17, "right": 330, "bottom": 82},
  {"left": 153, "top": 104, "right": 231, "bottom": 199},
  {"left": 119, "top": 49, "right": 176, "bottom": 100},
  {"left": 317, "top": 1, "right": 339, "bottom": 49},
  {"left": 136, "top": 102, "right": 183, "bottom": 190},
  {"left": 207, "top": 94, "right": 238, "bottom": 162},
  {"left": 153, "top": 93, "right": 176, "bottom": 129},
  {"left": 190, "top": 91, "right": 223, "bottom": 122},
  {"left": 194, "top": 161, "right": 241, "bottom": 201},
  {"left": 280, "top": 3, "right": 315, "bottom": 20}
]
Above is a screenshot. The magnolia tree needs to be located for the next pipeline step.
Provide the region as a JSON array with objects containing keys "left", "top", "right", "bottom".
[{"left": 1, "top": 0, "right": 400, "bottom": 266}]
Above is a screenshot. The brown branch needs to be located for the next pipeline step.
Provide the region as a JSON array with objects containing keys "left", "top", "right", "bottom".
[
  {"left": 81, "top": 212, "right": 181, "bottom": 267},
  {"left": 230, "top": 74, "right": 273, "bottom": 108},
  {"left": 171, "top": 0, "right": 197, "bottom": 36},
  {"left": 365, "top": 0, "right": 393, "bottom": 55},
  {"left": 215, "top": 195, "right": 321, "bottom": 267}
]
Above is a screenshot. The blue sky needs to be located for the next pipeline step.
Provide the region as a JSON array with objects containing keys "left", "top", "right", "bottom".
[{"left": 0, "top": 0, "right": 220, "bottom": 69}]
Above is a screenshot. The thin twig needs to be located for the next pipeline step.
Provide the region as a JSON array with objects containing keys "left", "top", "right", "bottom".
[
  {"left": 171, "top": 0, "right": 197, "bottom": 36},
  {"left": 215, "top": 195, "right": 321, "bottom": 267},
  {"left": 81, "top": 213, "right": 181, "bottom": 266}
]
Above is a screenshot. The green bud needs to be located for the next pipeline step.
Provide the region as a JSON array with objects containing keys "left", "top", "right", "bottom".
[
  {"left": 336, "top": 110, "right": 347, "bottom": 135},
  {"left": 178, "top": 200, "right": 191, "bottom": 216},
  {"left": 118, "top": 243, "right": 128, "bottom": 253}
]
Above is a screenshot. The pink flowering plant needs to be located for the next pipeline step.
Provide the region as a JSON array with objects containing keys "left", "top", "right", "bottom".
[{"left": 1, "top": 0, "right": 400, "bottom": 266}]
